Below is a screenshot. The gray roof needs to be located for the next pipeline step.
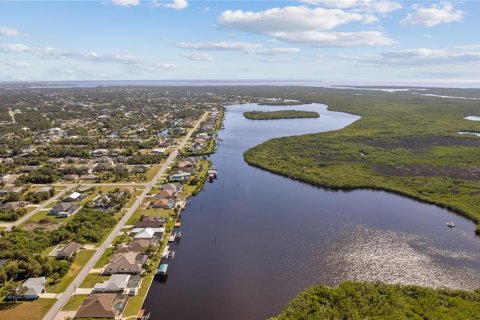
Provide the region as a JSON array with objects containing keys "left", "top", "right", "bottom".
[
  {"left": 23, "top": 277, "right": 46, "bottom": 297},
  {"left": 57, "top": 242, "right": 80, "bottom": 258}
]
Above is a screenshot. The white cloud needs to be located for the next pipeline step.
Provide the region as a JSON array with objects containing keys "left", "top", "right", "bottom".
[
  {"left": 300, "top": 0, "right": 402, "bottom": 14},
  {"left": 178, "top": 41, "right": 262, "bottom": 52},
  {"left": 342, "top": 47, "right": 480, "bottom": 65},
  {"left": 111, "top": 0, "right": 140, "bottom": 6},
  {"left": 401, "top": 2, "right": 464, "bottom": 27},
  {"left": 181, "top": 52, "right": 214, "bottom": 61},
  {"left": 0, "top": 43, "right": 177, "bottom": 71},
  {"left": 255, "top": 47, "right": 300, "bottom": 55},
  {"left": 0, "top": 43, "right": 30, "bottom": 53},
  {"left": 0, "top": 27, "right": 23, "bottom": 37},
  {"left": 218, "top": 6, "right": 395, "bottom": 47},
  {"left": 164, "top": 0, "right": 188, "bottom": 10},
  {"left": 219, "top": 6, "right": 365, "bottom": 33},
  {"left": 269, "top": 31, "right": 394, "bottom": 47},
  {"left": 177, "top": 41, "right": 300, "bottom": 55}
]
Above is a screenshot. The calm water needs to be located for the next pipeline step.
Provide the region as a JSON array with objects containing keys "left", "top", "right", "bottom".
[{"left": 143, "top": 103, "right": 480, "bottom": 320}]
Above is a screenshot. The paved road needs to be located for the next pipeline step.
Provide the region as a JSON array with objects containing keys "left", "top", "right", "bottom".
[
  {"left": 44, "top": 112, "right": 208, "bottom": 320},
  {"left": 0, "top": 185, "right": 74, "bottom": 231}
]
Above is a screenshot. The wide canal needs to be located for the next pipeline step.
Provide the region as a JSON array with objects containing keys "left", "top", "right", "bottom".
[{"left": 143, "top": 103, "right": 480, "bottom": 320}]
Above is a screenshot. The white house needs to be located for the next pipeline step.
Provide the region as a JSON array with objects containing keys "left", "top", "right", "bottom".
[{"left": 94, "top": 274, "right": 130, "bottom": 293}]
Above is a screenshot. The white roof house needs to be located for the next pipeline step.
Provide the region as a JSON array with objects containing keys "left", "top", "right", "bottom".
[
  {"left": 94, "top": 274, "right": 130, "bottom": 293},
  {"left": 132, "top": 227, "right": 164, "bottom": 240},
  {"left": 131, "top": 227, "right": 164, "bottom": 234},
  {"left": 23, "top": 277, "right": 46, "bottom": 299},
  {"left": 65, "top": 192, "right": 82, "bottom": 202}
]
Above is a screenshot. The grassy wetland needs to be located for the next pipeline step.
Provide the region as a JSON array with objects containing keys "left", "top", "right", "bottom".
[{"left": 234, "top": 86, "right": 480, "bottom": 234}]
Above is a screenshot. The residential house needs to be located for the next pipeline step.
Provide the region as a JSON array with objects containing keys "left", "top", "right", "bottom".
[
  {"left": 133, "top": 217, "right": 166, "bottom": 229},
  {"left": 49, "top": 202, "right": 80, "bottom": 217},
  {"left": 160, "top": 183, "right": 183, "bottom": 194},
  {"left": 56, "top": 242, "right": 80, "bottom": 259},
  {"left": 91, "top": 149, "right": 109, "bottom": 157},
  {"left": 75, "top": 294, "right": 118, "bottom": 319},
  {"left": 169, "top": 172, "right": 191, "bottom": 182},
  {"left": 64, "top": 191, "right": 84, "bottom": 202},
  {"left": 152, "top": 148, "right": 166, "bottom": 155},
  {"left": 103, "top": 252, "right": 144, "bottom": 275},
  {"left": 132, "top": 227, "right": 164, "bottom": 240},
  {"left": 94, "top": 274, "right": 130, "bottom": 293},
  {"left": 36, "top": 186, "right": 53, "bottom": 194},
  {"left": 117, "top": 239, "right": 157, "bottom": 254},
  {"left": 151, "top": 198, "right": 175, "bottom": 209},
  {"left": 0, "top": 201, "right": 26, "bottom": 211},
  {"left": 152, "top": 190, "right": 174, "bottom": 201},
  {"left": 7, "top": 277, "right": 46, "bottom": 300}
]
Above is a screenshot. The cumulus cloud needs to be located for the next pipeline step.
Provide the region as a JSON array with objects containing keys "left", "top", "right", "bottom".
[
  {"left": 0, "top": 27, "right": 23, "bottom": 37},
  {"left": 218, "top": 6, "right": 395, "bottom": 47},
  {"left": 401, "top": 2, "right": 464, "bottom": 27},
  {"left": 181, "top": 52, "right": 214, "bottom": 61},
  {"left": 300, "top": 0, "right": 402, "bottom": 14},
  {"left": 219, "top": 6, "right": 366, "bottom": 33},
  {"left": 177, "top": 41, "right": 300, "bottom": 55},
  {"left": 164, "top": 0, "right": 188, "bottom": 10},
  {"left": 342, "top": 47, "right": 480, "bottom": 65},
  {"left": 111, "top": 0, "right": 140, "bottom": 6}
]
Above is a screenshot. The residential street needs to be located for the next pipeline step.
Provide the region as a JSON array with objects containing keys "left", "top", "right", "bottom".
[{"left": 44, "top": 112, "right": 208, "bottom": 320}]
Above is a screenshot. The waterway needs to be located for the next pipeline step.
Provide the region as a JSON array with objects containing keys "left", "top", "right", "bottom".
[{"left": 143, "top": 103, "right": 480, "bottom": 320}]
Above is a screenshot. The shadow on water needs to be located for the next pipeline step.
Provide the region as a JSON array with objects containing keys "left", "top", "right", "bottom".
[{"left": 143, "top": 103, "right": 480, "bottom": 320}]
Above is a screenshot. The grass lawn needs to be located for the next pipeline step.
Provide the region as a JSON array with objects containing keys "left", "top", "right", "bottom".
[
  {"left": 0, "top": 298, "right": 56, "bottom": 320},
  {"left": 144, "top": 164, "right": 161, "bottom": 181},
  {"left": 122, "top": 274, "right": 152, "bottom": 317},
  {"left": 62, "top": 294, "right": 88, "bottom": 311},
  {"left": 19, "top": 210, "right": 74, "bottom": 227},
  {"left": 122, "top": 219, "right": 176, "bottom": 317},
  {"left": 127, "top": 208, "right": 172, "bottom": 225},
  {"left": 80, "top": 273, "right": 109, "bottom": 288},
  {"left": 125, "top": 189, "right": 144, "bottom": 207},
  {"left": 47, "top": 250, "right": 95, "bottom": 294},
  {"left": 94, "top": 247, "right": 115, "bottom": 268}
]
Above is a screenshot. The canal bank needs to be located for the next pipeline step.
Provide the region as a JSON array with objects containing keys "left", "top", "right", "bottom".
[{"left": 143, "top": 103, "right": 480, "bottom": 320}]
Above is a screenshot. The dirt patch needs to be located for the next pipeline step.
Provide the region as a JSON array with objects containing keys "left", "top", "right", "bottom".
[
  {"left": 373, "top": 164, "right": 480, "bottom": 180},
  {"left": 363, "top": 136, "right": 480, "bottom": 149},
  {"left": 23, "top": 221, "right": 65, "bottom": 231}
]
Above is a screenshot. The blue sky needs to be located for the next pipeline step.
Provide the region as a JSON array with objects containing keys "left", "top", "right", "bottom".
[{"left": 0, "top": 0, "right": 479, "bottom": 82}]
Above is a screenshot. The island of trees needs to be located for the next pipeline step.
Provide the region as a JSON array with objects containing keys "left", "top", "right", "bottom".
[{"left": 243, "top": 110, "right": 320, "bottom": 120}]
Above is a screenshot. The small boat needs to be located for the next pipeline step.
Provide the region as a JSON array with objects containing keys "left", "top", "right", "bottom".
[{"left": 446, "top": 222, "right": 455, "bottom": 228}]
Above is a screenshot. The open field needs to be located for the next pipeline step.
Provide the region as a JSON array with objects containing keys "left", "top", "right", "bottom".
[
  {"left": 127, "top": 208, "right": 172, "bottom": 225},
  {"left": 241, "top": 87, "right": 480, "bottom": 234},
  {"left": 243, "top": 110, "right": 319, "bottom": 120},
  {"left": 48, "top": 250, "right": 96, "bottom": 293},
  {"left": 0, "top": 298, "right": 56, "bottom": 320}
]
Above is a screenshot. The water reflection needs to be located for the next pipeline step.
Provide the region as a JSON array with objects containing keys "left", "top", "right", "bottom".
[{"left": 143, "top": 103, "right": 480, "bottom": 320}]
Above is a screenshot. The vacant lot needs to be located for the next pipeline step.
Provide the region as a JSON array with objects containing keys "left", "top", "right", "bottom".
[{"left": 0, "top": 298, "right": 56, "bottom": 320}]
